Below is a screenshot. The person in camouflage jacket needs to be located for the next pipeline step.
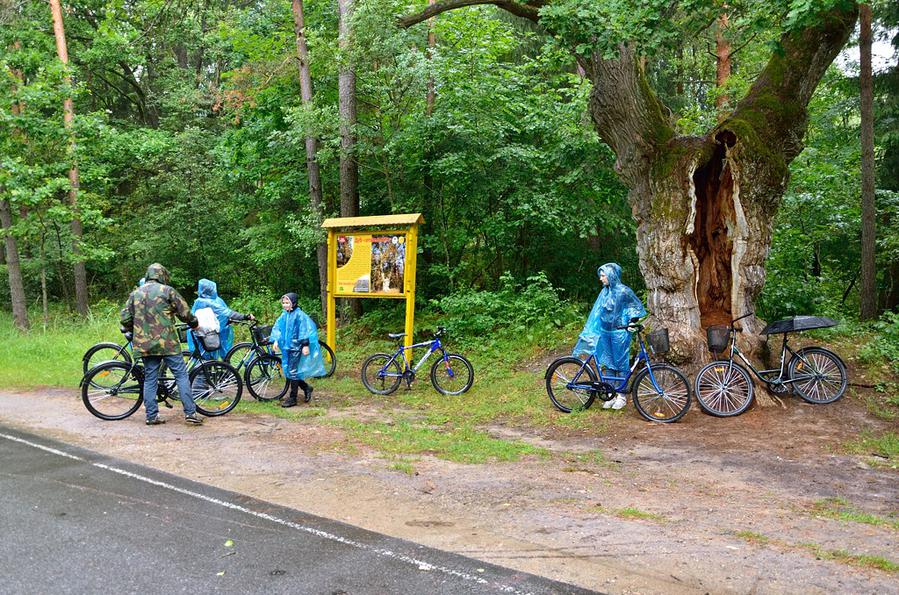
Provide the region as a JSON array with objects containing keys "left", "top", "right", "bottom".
[{"left": 121, "top": 263, "right": 204, "bottom": 425}]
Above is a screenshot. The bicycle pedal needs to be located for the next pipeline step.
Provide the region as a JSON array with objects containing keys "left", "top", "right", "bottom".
[{"left": 164, "top": 401, "right": 174, "bottom": 409}]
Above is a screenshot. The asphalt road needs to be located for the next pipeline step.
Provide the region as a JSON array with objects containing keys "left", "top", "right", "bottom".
[{"left": 0, "top": 424, "right": 596, "bottom": 594}]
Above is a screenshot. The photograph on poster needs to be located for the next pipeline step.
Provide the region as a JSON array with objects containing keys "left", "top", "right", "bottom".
[{"left": 371, "top": 235, "right": 405, "bottom": 294}]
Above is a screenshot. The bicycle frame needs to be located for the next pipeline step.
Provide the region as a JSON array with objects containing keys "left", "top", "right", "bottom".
[
  {"left": 719, "top": 324, "right": 805, "bottom": 389},
  {"left": 379, "top": 337, "right": 448, "bottom": 379},
  {"left": 567, "top": 332, "right": 664, "bottom": 395}
]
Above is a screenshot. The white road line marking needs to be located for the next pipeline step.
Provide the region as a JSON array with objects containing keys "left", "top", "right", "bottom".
[{"left": 1, "top": 432, "right": 531, "bottom": 595}]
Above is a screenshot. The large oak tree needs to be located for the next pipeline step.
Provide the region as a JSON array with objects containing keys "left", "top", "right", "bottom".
[{"left": 400, "top": 0, "right": 858, "bottom": 363}]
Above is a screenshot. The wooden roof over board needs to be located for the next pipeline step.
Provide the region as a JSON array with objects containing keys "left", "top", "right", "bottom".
[{"left": 321, "top": 213, "right": 424, "bottom": 229}]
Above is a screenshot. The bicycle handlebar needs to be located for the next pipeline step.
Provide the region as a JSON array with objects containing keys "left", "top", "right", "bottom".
[{"left": 732, "top": 312, "right": 753, "bottom": 325}]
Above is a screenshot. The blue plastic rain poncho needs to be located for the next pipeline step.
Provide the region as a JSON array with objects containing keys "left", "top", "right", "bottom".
[
  {"left": 270, "top": 293, "right": 326, "bottom": 380},
  {"left": 572, "top": 263, "right": 647, "bottom": 374},
  {"left": 187, "top": 279, "right": 237, "bottom": 360}
]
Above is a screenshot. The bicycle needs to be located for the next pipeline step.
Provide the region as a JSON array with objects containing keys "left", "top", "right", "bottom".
[
  {"left": 80, "top": 325, "right": 243, "bottom": 421},
  {"left": 82, "top": 337, "right": 192, "bottom": 376},
  {"left": 544, "top": 317, "right": 691, "bottom": 423},
  {"left": 225, "top": 321, "right": 336, "bottom": 379},
  {"left": 360, "top": 327, "right": 474, "bottom": 396},
  {"left": 693, "top": 312, "right": 848, "bottom": 417}
]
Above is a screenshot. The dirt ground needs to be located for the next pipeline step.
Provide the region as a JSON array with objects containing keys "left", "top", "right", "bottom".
[{"left": 0, "top": 377, "right": 896, "bottom": 594}]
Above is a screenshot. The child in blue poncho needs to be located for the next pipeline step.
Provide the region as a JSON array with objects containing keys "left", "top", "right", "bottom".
[
  {"left": 270, "top": 293, "right": 326, "bottom": 407},
  {"left": 573, "top": 263, "right": 646, "bottom": 410},
  {"left": 187, "top": 279, "right": 254, "bottom": 360}
]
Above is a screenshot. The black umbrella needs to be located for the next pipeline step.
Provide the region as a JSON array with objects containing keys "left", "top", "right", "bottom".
[{"left": 760, "top": 315, "right": 838, "bottom": 335}]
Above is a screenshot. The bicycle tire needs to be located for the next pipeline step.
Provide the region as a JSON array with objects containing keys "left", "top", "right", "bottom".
[
  {"left": 245, "top": 354, "right": 289, "bottom": 401},
  {"left": 82, "top": 342, "right": 132, "bottom": 375},
  {"left": 545, "top": 356, "right": 597, "bottom": 413},
  {"left": 225, "top": 341, "right": 254, "bottom": 369},
  {"left": 361, "top": 353, "right": 402, "bottom": 395},
  {"left": 788, "top": 347, "right": 848, "bottom": 404},
  {"left": 319, "top": 340, "right": 337, "bottom": 378},
  {"left": 694, "top": 360, "right": 754, "bottom": 417},
  {"left": 631, "top": 363, "right": 691, "bottom": 423},
  {"left": 430, "top": 353, "right": 474, "bottom": 395},
  {"left": 81, "top": 361, "right": 143, "bottom": 421},
  {"left": 190, "top": 361, "right": 242, "bottom": 416}
]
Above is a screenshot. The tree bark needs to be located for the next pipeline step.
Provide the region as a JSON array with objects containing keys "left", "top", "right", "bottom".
[
  {"left": 0, "top": 199, "right": 29, "bottom": 331},
  {"left": 338, "top": 0, "right": 362, "bottom": 319},
  {"left": 426, "top": 0, "right": 437, "bottom": 116},
  {"left": 338, "top": 0, "right": 359, "bottom": 218},
  {"left": 715, "top": 11, "right": 731, "bottom": 116},
  {"left": 292, "top": 0, "right": 328, "bottom": 321},
  {"left": 49, "top": 0, "right": 89, "bottom": 316},
  {"left": 859, "top": 2, "right": 877, "bottom": 320}
]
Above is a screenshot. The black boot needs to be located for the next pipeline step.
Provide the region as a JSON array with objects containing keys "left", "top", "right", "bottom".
[
  {"left": 299, "top": 380, "right": 313, "bottom": 403},
  {"left": 281, "top": 381, "right": 299, "bottom": 408}
]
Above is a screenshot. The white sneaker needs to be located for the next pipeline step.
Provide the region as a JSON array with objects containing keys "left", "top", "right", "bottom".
[
  {"left": 610, "top": 394, "right": 627, "bottom": 410},
  {"left": 602, "top": 398, "right": 615, "bottom": 409}
]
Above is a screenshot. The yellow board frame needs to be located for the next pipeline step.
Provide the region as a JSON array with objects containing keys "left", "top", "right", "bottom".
[{"left": 323, "top": 214, "right": 422, "bottom": 357}]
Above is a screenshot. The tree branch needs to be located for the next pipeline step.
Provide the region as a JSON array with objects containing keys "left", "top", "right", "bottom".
[{"left": 397, "top": 0, "right": 543, "bottom": 28}]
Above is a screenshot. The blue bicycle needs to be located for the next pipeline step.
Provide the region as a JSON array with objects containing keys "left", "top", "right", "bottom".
[
  {"left": 544, "top": 317, "right": 691, "bottom": 423},
  {"left": 361, "top": 327, "right": 474, "bottom": 395}
]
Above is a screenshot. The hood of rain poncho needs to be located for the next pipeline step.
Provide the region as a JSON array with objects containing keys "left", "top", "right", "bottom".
[
  {"left": 144, "top": 263, "right": 170, "bottom": 286},
  {"left": 187, "top": 278, "right": 236, "bottom": 360},
  {"left": 270, "top": 305, "right": 325, "bottom": 380},
  {"left": 282, "top": 293, "right": 298, "bottom": 311},
  {"left": 572, "top": 262, "right": 647, "bottom": 373}
]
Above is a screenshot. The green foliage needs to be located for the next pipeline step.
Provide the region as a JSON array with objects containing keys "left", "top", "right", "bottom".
[
  {"left": 432, "top": 272, "right": 580, "bottom": 342},
  {"left": 858, "top": 311, "right": 899, "bottom": 373}
]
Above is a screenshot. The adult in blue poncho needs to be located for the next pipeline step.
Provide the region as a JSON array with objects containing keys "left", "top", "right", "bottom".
[
  {"left": 573, "top": 263, "right": 646, "bottom": 410},
  {"left": 187, "top": 278, "right": 253, "bottom": 360},
  {"left": 270, "top": 292, "right": 325, "bottom": 407}
]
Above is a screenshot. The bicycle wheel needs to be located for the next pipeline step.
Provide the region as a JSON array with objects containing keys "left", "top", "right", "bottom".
[
  {"left": 82, "top": 342, "right": 132, "bottom": 375},
  {"left": 632, "top": 363, "right": 691, "bottom": 423},
  {"left": 190, "top": 361, "right": 242, "bottom": 416},
  {"left": 245, "top": 354, "right": 289, "bottom": 401},
  {"left": 430, "top": 353, "right": 474, "bottom": 395},
  {"left": 225, "top": 341, "right": 254, "bottom": 370},
  {"left": 81, "top": 361, "right": 143, "bottom": 421},
  {"left": 361, "top": 353, "right": 402, "bottom": 395},
  {"left": 319, "top": 340, "right": 337, "bottom": 378},
  {"left": 545, "top": 356, "right": 597, "bottom": 413},
  {"left": 694, "top": 360, "right": 754, "bottom": 417},
  {"left": 788, "top": 347, "right": 848, "bottom": 404}
]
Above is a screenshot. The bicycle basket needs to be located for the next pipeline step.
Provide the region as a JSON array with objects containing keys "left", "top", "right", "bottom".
[
  {"left": 252, "top": 324, "right": 273, "bottom": 345},
  {"left": 196, "top": 330, "right": 220, "bottom": 352},
  {"left": 176, "top": 325, "right": 189, "bottom": 344},
  {"left": 706, "top": 325, "right": 731, "bottom": 353},
  {"left": 646, "top": 328, "right": 670, "bottom": 354}
]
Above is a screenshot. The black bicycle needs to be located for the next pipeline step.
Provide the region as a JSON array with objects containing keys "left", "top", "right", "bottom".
[
  {"left": 694, "top": 313, "right": 848, "bottom": 417},
  {"left": 80, "top": 326, "right": 243, "bottom": 420},
  {"left": 225, "top": 320, "right": 336, "bottom": 379}
]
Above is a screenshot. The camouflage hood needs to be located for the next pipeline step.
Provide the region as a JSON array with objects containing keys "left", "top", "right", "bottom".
[{"left": 144, "top": 263, "right": 171, "bottom": 285}]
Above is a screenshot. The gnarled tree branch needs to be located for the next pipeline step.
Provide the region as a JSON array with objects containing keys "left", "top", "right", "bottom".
[{"left": 397, "top": 0, "right": 543, "bottom": 27}]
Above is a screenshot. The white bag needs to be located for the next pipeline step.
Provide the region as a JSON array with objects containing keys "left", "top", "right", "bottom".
[{"left": 195, "top": 307, "right": 220, "bottom": 333}]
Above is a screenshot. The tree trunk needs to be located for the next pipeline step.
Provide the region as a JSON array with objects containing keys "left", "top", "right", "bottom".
[
  {"left": 292, "top": 0, "right": 328, "bottom": 321},
  {"left": 49, "top": 0, "right": 89, "bottom": 316},
  {"left": 426, "top": 0, "right": 436, "bottom": 117},
  {"left": 0, "top": 199, "right": 29, "bottom": 331},
  {"left": 338, "top": 0, "right": 362, "bottom": 319},
  {"left": 338, "top": 0, "right": 359, "bottom": 218},
  {"left": 585, "top": 6, "right": 857, "bottom": 363},
  {"left": 715, "top": 11, "right": 731, "bottom": 117},
  {"left": 859, "top": 2, "right": 877, "bottom": 320}
]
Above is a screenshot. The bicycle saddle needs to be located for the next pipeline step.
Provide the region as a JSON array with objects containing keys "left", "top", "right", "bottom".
[{"left": 388, "top": 332, "right": 406, "bottom": 340}]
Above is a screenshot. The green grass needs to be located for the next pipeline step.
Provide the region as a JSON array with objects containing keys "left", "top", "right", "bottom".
[
  {"left": 843, "top": 431, "right": 899, "bottom": 463},
  {"left": 798, "top": 543, "right": 899, "bottom": 574},
  {"left": 333, "top": 418, "right": 548, "bottom": 464},
  {"left": 590, "top": 505, "right": 665, "bottom": 522},
  {"left": 734, "top": 530, "right": 770, "bottom": 545},
  {"left": 810, "top": 497, "right": 899, "bottom": 530}
]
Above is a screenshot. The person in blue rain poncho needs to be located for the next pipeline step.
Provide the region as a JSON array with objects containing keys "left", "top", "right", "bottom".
[
  {"left": 573, "top": 263, "right": 646, "bottom": 410},
  {"left": 270, "top": 293, "right": 326, "bottom": 407},
  {"left": 187, "top": 278, "right": 254, "bottom": 360}
]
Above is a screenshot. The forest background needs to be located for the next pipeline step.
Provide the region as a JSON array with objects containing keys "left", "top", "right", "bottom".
[{"left": 1, "top": 0, "right": 898, "bottom": 378}]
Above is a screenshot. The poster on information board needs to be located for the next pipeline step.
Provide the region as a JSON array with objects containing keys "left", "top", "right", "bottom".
[{"left": 334, "top": 233, "right": 406, "bottom": 296}]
